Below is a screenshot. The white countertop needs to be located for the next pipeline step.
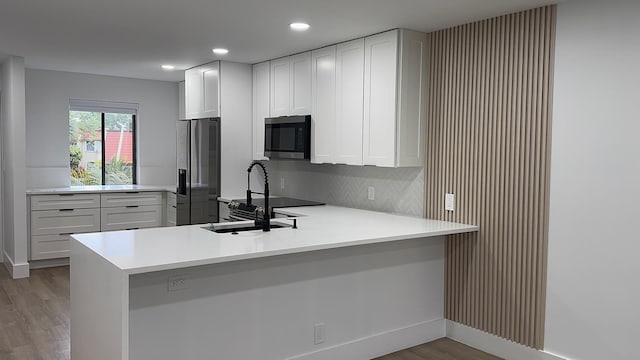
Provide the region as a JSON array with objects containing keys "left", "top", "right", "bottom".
[
  {"left": 72, "top": 205, "right": 478, "bottom": 275},
  {"left": 27, "top": 184, "right": 175, "bottom": 195}
]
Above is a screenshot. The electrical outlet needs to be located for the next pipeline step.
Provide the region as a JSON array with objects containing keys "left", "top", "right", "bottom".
[
  {"left": 167, "top": 275, "right": 189, "bottom": 291},
  {"left": 280, "top": 177, "right": 285, "bottom": 190},
  {"left": 367, "top": 186, "right": 375, "bottom": 201},
  {"left": 445, "top": 193, "right": 455, "bottom": 212},
  {"left": 314, "top": 323, "right": 325, "bottom": 345}
]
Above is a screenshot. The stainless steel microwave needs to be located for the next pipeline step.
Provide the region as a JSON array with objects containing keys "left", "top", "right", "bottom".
[{"left": 264, "top": 115, "right": 311, "bottom": 160}]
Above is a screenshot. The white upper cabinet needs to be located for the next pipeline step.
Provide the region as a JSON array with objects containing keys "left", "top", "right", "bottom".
[
  {"left": 185, "top": 61, "right": 220, "bottom": 119},
  {"left": 335, "top": 38, "right": 365, "bottom": 165},
  {"left": 289, "top": 52, "right": 312, "bottom": 115},
  {"left": 311, "top": 46, "right": 337, "bottom": 164},
  {"left": 202, "top": 63, "right": 220, "bottom": 117},
  {"left": 185, "top": 67, "right": 203, "bottom": 119},
  {"left": 254, "top": 28, "right": 427, "bottom": 167},
  {"left": 253, "top": 61, "right": 270, "bottom": 160},
  {"left": 178, "top": 81, "right": 186, "bottom": 120},
  {"left": 363, "top": 29, "right": 428, "bottom": 167},
  {"left": 270, "top": 57, "right": 290, "bottom": 117},
  {"left": 270, "top": 53, "right": 312, "bottom": 117},
  {"left": 363, "top": 31, "right": 398, "bottom": 167}
]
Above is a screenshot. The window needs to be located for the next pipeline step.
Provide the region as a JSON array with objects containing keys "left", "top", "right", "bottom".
[{"left": 69, "top": 100, "right": 137, "bottom": 186}]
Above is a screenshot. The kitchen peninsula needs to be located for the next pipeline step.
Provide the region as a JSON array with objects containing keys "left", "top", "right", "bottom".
[{"left": 70, "top": 205, "right": 477, "bottom": 360}]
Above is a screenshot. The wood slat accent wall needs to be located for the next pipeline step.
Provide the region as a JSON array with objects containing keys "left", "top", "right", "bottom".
[{"left": 425, "top": 6, "right": 556, "bottom": 349}]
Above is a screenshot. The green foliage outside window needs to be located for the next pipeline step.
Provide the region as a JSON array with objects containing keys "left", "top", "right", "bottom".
[{"left": 69, "top": 110, "right": 135, "bottom": 185}]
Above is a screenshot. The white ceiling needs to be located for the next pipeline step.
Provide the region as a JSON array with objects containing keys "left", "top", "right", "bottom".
[{"left": 0, "top": 0, "right": 558, "bottom": 82}]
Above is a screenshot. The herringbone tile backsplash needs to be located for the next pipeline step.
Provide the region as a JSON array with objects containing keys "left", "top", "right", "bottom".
[{"left": 265, "top": 160, "right": 424, "bottom": 217}]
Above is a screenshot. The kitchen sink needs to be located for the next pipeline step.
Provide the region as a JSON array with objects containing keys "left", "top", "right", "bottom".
[{"left": 204, "top": 221, "right": 291, "bottom": 234}]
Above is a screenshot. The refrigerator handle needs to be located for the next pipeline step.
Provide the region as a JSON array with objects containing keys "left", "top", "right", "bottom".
[{"left": 178, "top": 169, "right": 187, "bottom": 195}]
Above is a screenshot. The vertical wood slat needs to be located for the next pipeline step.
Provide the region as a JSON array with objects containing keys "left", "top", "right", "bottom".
[{"left": 425, "top": 6, "right": 556, "bottom": 349}]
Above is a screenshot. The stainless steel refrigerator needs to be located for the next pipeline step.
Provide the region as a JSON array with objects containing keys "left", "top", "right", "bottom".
[{"left": 176, "top": 118, "right": 220, "bottom": 225}]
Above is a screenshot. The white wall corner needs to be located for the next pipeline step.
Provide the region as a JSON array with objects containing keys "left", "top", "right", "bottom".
[
  {"left": 3, "top": 250, "right": 30, "bottom": 278},
  {"left": 445, "top": 321, "right": 569, "bottom": 360}
]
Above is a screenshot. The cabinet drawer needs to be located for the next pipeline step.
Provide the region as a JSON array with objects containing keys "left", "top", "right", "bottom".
[
  {"left": 101, "top": 205, "right": 162, "bottom": 231},
  {"left": 166, "top": 203, "right": 177, "bottom": 227},
  {"left": 167, "top": 192, "right": 177, "bottom": 207},
  {"left": 30, "top": 194, "right": 100, "bottom": 211},
  {"left": 31, "top": 208, "right": 101, "bottom": 236},
  {"left": 31, "top": 234, "right": 71, "bottom": 260},
  {"left": 101, "top": 192, "right": 163, "bottom": 208}
]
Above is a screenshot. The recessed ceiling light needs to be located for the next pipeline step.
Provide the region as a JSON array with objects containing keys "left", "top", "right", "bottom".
[
  {"left": 290, "top": 22, "right": 310, "bottom": 31},
  {"left": 212, "top": 48, "right": 229, "bottom": 55},
  {"left": 161, "top": 65, "right": 175, "bottom": 70}
]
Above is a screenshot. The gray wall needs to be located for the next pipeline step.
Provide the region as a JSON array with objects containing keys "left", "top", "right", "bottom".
[
  {"left": 25, "top": 69, "right": 178, "bottom": 188},
  {"left": 266, "top": 160, "right": 424, "bottom": 217},
  {"left": 545, "top": 0, "right": 640, "bottom": 359}
]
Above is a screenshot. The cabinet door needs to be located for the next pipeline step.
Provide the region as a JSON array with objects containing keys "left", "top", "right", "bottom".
[
  {"left": 363, "top": 30, "right": 398, "bottom": 167},
  {"left": 336, "top": 39, "right": 365, "bottom": 165},
  {"left": 202, "top": 62, "right": 220, "bottom": 118},
  {"left": 185, "top": 66, "right": 203, "bottom": 119},
  {"left": 270, "top": 57, "right": 290, "bottom": 117},
  {"left": 290, "top": 52, "right": 312, "bottom": 115},
  {"left": 397, "top": 29, "right": 428, "bottom": 167},
  {"left": 310, "top": 46, "right": 336, "bottom": 164},
  {"left": 178, "top": 81, "right": 186, "bottom": 120},
  {"left": 253, "top": 61, "right": 270, "bottom": 160}
]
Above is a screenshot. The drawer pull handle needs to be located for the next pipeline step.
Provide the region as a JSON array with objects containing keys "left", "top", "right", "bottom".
[
  {"left": 171, "top": 205, "right": 177, "bottom": 208},
  {"left": 125, "top": 228, "right": 139, "bottom": 231},
  {"left": 59, "top": 209, "right": 74, "bottom": 212},
  {"left": 126, "top": 205, "right": 139, "bottom": 208},
  {"left": 60, "top": 233, "right": 74, "bottom": 236}
]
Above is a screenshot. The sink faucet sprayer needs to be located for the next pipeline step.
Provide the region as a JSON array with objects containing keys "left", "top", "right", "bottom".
[{"left": 246, "top": 161, "right": 270, "bottom": 231}]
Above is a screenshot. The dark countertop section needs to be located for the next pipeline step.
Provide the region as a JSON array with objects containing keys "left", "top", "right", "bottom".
[{"left": 232, "top": 197, "right": 325, "bottom": 215}]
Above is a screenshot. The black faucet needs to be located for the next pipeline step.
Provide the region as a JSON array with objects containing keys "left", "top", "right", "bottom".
[{"left": 246, "top": 161, "right": 270, "bottom": 231}]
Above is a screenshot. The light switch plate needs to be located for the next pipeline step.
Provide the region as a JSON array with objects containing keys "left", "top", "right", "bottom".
[{"left": 445, "top": 193, "right": 455, "bottom": 212}]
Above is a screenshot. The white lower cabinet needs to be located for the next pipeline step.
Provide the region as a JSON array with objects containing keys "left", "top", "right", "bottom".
[
  {"left": 29, "top": 191, "right": 167, "bottom": 261},
  {"left": 166, "top": 192, "right": 177, "bottom": 226},
  {"left": 31, "top": 234, "right": 72, "bottom": 261},
  {"left": 101, "top": 192, "right": 163, "bottom": 208},
  {"left": 31, "top": 208, "right": 101, "bottom": 236},
  {"left": 101, "top": 205, "right": 163, "bottom": 231},
  {"left": 100, "top": 192, "right": 163, "bottom": 231},
  {"left": 30, "top": 194, "right": 101, "bottom": 261}
]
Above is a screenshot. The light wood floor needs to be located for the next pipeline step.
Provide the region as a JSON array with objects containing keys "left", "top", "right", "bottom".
[
  {"left": 0, "top": 266, "right": 70, "bottom": 360},
  {"left": 1, "top": 266, "right": 500, "bottom": 360},
  {"left": 374, "top": 338, "right": 503, "bottom": 360}
]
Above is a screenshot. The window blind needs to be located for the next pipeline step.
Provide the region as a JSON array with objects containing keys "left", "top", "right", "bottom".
[{"left": 69, "top": 99, "right": 138, "bottom": 115}]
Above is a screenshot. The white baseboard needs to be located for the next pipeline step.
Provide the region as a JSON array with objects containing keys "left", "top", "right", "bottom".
[
  {"left": 29, "top": 257, "right": 69, "bottom": 269},
  {"left": 446, "top": 320, "right": 567, "bottom": 360},
  {"left": 3, "top": 250, "right": 30, "bottom": 278},
  {"left": 288, "top": 318, "right": 446, "bottom": 360}
]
